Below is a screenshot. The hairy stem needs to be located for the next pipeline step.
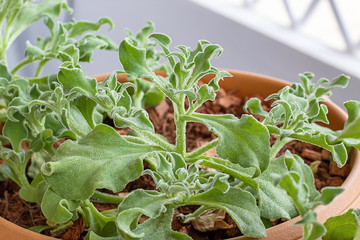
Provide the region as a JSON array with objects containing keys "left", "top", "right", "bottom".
[
  {"left": 34, "top": 59, "right": 49, "bottom": 77},
  {"left": 270, "top": 137, "right": 292, "bottom": 159},
  {"left": 92, "top": 190, "right": 124, "bottom": 204},
  {"left": 11, "top": 57, "right": 34, "bottom": 75},
  {"left": 133, "top": 127, "right": 176, "bottom": 152},
  {"left": 186, "top": 138, "right": 219, "bottom": 159},
  {"left": 174, "top": 94, "right": 187, "bottom": 156}
]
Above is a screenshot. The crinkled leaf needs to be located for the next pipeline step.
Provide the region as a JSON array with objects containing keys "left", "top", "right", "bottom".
[
  {"left": 72, "top": 96, "right": 97, "bottom": 129},
  {"left": 290, "top": 132, "right": 348, "bottom": 167},
  {"left": 58, "top": 62, "right": 97, "bottom": 96},
  {"left": 41, "top": 188, "right": 79, "bottom": 223},
  {"left": 42, "top": 124, "right": 162, "bottom": 200},
  {"left": 118, "top": 190, "right": 170, "bottom": 219},
  {"left": 119, "top": 38, "right": 156, "bottom": 79},
  {"left": 19, "top": 174, "right": 48, "bottom": 204},
  {"left": 113, "top": 108, "right": 154, "bottom": 132},
  {"left": 117, "top": 207, "right": 191, "bottom": 240},
  {"left": 25, "top": 41, "right": 45, "bottom": 57},
  {"left": 3, "top": 115, "right": 28, "bottom": 152},
  {"left": 7, "top": 0, "right": 71, "bottom": 46},
  {"left": 187, "top": 187, "right": 266, "bottom": 238},
  {"left": 244, "top": 98, "right": 268, "bottom": 118},
  {"left": 189, "top": 113, "right": 270, "bottom": 174},
  {"left": 77, "top": 34, "right": 109, "bottom": 62},
  {"left": 67, "top": 17, "right": 113, "bottom": 38}
]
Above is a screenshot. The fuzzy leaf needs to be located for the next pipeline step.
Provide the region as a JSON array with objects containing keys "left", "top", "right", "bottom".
[
  {"left": 42, "top": 124, "right": 162, "bottom": 200},
  {"left": 117, "top": 208, "right": 191, "bottom": 240},
  {"left": 256, "top": 157, "right": 298, "bottom": 220},
  {"left": 187, "top": 187, "right": 266, "bottom": 238},
  {"left": 189, "top": 113, "right": 270, "bottom": 174},
  {"left": 67, "top": 17, "right": 113, "bottom": 38},
  {"left": 58, "top": 62, "right": 97, "bottom": 96},
  {"left": 290, "top": 132, "right": 347, "bottom": 167},
  {"left": 119, "top": 38, "right": 155, "bottom": 79},
  {"left": 3, "top": 115, "right": 28, "bottom": 152},
  {"left": 7, "top": 0, "right": 71, "bottom": 46},
  {"left": 41, "top": 188, "right": 79, "bottom": 223},
  {"left": 118, "top": 190, "right": 170, "bottom": 219}
]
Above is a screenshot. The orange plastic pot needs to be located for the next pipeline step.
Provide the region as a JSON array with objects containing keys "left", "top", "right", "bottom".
[{"left": 0, "top": 70, "right": 359, "bottom": 240}]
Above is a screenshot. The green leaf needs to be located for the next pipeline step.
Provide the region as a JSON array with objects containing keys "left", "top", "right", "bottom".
[
  {"left": 329, "top": 74, "right": 349, "bottom": 89},
  {"left": 244, "top": 98, "right": 268, "bottom": 118},
  {"left": 290, "top": 132, "right": 348, "bottom": 167},
  {"left": 67, "top": 17, "right": 113, "bottom": 38},
  {"left": 283, "top": 151, "right": 319, "bottom": 201},
  {"left": 256, "top": 157, "right": 298, "bottom": 220},
  {"left": 3, "top": 115, "right": 28, "bottom": 152},
  {"left": 187, "top": 187, "right": 266, "bottom": 238},
  {"left": 189, "top": 113, "right": 270, "bottom": 173},
  {"left": 336, "top": 101, "right": 360, "bottom": 149},
  {"left": 297, "top": 211, "right": 326, "bottom": 240},
  {"left": 188, "top": 44, "right": 223, "bottom": 88},
  {"left": 0, "top": 62, "right": 11, "bottom": 81},
  {"left": 6, "top": 0, "right": 71, "bottom": 46},
  {"left": 41, "top": 188, "right": 79, "bottom": 223},
  {"left": 0, "top": 163, "right": 13, "bottom": 181},
  {"left": 77, "top": 34, "right": 109, "bottom": 62},
  {"left": 42, "top": 124, "right": 162, "bottom": 200},
  {"left": 314, "top": 187, "right": 344, "bottom": 207},
  {"left": 58, "top": 62, "right": 97, "bottom": 96},
  {"left": 25, "top": 41, "right": 45, "bottom": 57},
  {"left": 117, "top": 208, "right": 192, "bottom": 240},
  {"left": 28, "top": 225, "right": 53, "bottom": 234},
  {"left": 323, "top": 209, "right": 360, "bottom": 240},
  {"left": 19, "top": 174, "right": 48, "bottom": 204},
  {"left": 118, "top": 190, "right": 170, "bottom": 219},
  {"left": 119, "top": 38, "right": 156, "bottom": 79}
]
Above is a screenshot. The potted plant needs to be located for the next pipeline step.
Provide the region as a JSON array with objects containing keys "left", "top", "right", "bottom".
[{"left": 1, "top": 1, "right": 360, "bottom": 240}]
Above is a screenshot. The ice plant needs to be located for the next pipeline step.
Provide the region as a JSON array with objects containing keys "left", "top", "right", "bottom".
[{"left": 0, "top": 1, "right": 360, "bottom": 240}]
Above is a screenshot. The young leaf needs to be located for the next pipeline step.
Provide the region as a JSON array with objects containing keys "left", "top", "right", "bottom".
[{"left": 6, "top": 0, "right": 71, "bottom": 46}]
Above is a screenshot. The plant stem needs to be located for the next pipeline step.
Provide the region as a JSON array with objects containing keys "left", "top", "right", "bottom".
[
  {"left": 81, "top": 199, "right": 112, "bottom": 228},
  {"left": 270, "top": 137, "right": 292, "bottom": 159},
  {"left": 174, "top": 94, "right": 187, "bottom": 156},
  {"left": 133, "top": 127, "right": 176, "bottom": 152},
  {"left": 185, "top": 138, "right": 219, "bottom": 159},
  {"left": 34, "top": 59, "right": 49, "bottom": 77},
  {"left": 92, "top": 190, "right": 124, "bottom": 204},
  {"left": 11, "top": 57, "right": 34, "bottom": 75}
]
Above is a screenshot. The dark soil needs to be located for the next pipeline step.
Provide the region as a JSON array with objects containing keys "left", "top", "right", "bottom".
[{"left": 0, "top": 87, "right": 351, "bottom": 240}]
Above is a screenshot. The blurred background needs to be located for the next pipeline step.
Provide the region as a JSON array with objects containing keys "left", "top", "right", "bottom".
[{"left": 7, "top": 0, "right": 360, "bottom": 107}]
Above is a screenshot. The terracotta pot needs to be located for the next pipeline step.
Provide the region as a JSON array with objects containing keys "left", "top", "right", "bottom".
[{"left": 0, "top": 70, "right": 359, "bottom": 240}]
